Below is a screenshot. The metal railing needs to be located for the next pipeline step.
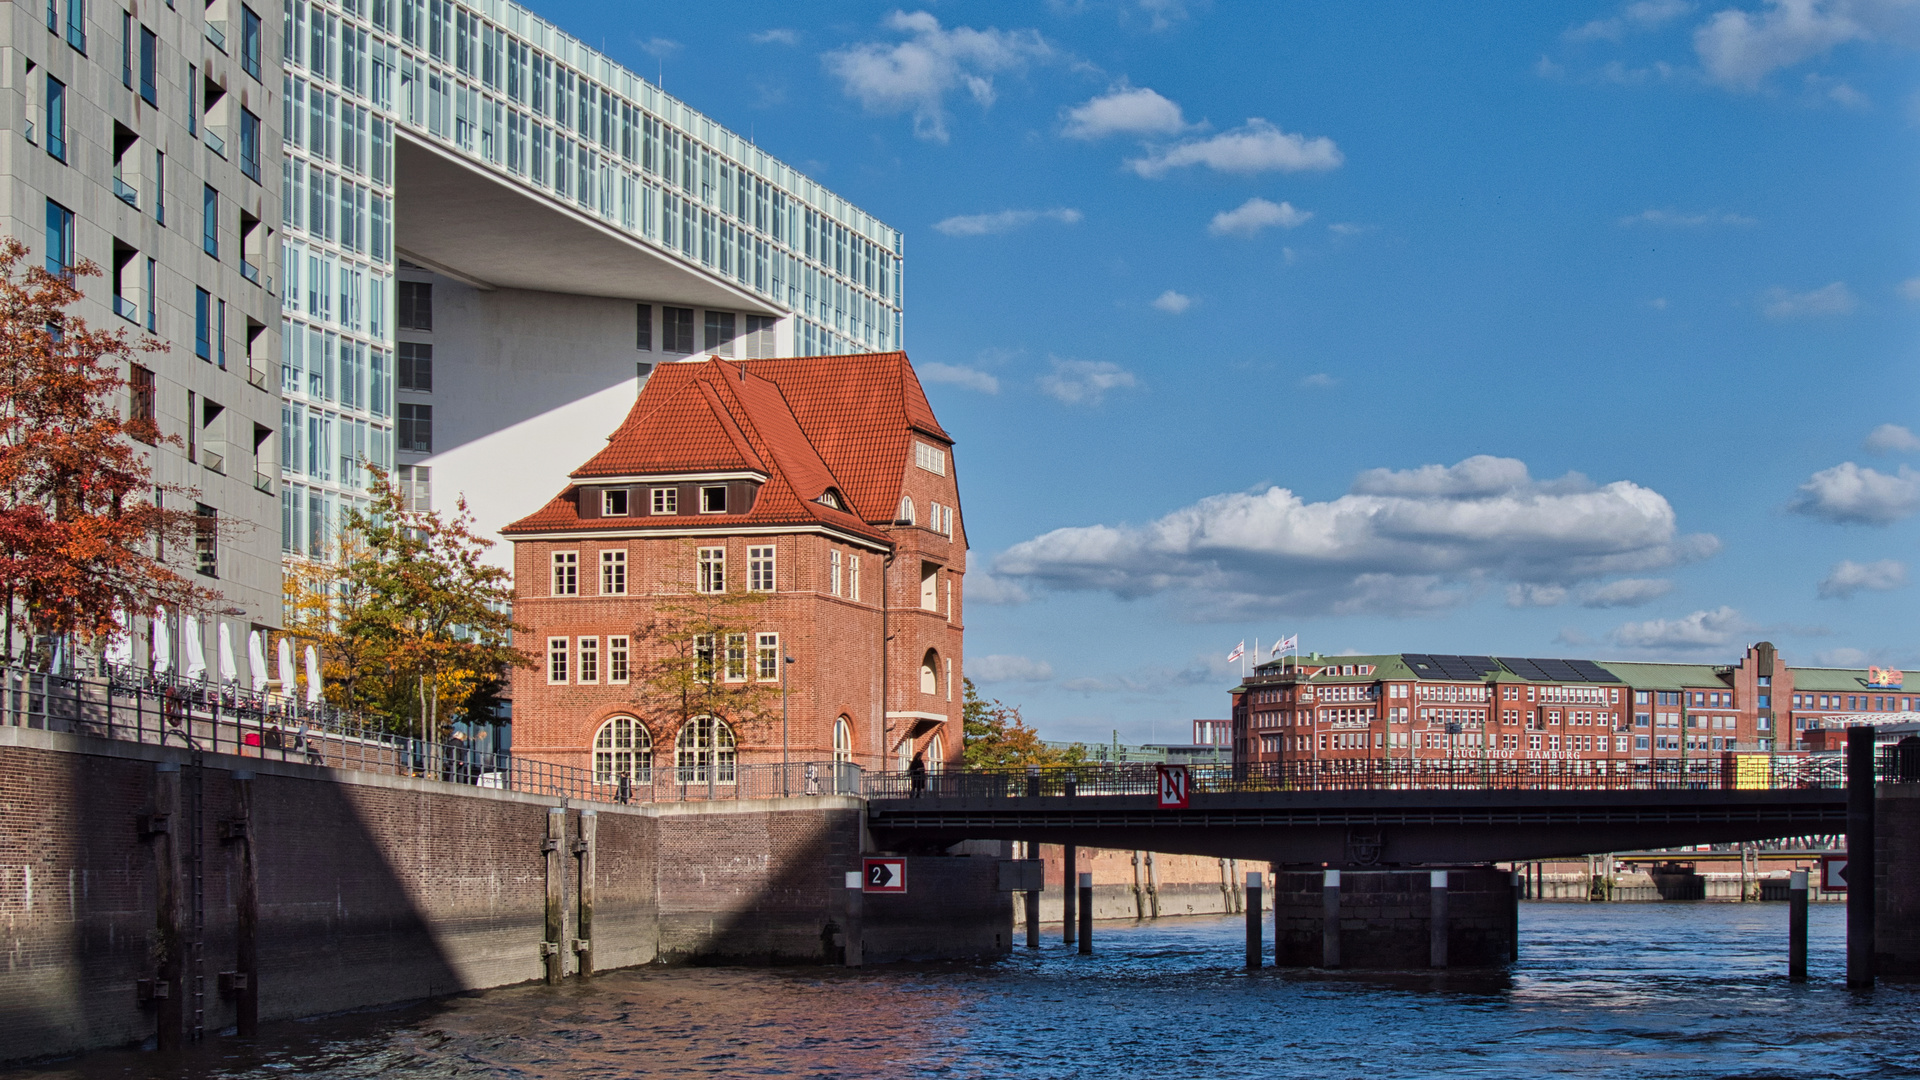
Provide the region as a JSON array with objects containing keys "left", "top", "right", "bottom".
[
  {"left": 865, "top": 754, "right": 1883, "bottom": 801},
  {"left": 0, "top": 664, "right": 862, "bottom": 807}
]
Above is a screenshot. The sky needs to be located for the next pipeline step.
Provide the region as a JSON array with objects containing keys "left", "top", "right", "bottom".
[{"left": 526, "top": 0, "right": 1920, "bottom": 744}]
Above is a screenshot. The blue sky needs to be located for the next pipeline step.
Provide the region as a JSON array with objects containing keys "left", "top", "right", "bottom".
[{"left": 531, "top": 0, "right": 1919, "bottom": 743}]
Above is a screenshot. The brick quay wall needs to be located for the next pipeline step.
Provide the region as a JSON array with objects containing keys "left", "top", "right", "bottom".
[{"left": 0, "top": 728, "right": 1009, "bottom": 1065}]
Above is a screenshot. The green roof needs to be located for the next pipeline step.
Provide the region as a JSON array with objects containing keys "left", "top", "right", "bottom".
[
  {"left": 1593, "top": 661, "right": 1730, "bottom": 691},
  {"left": 1788, "top": 667, "right": 1881, "bottom": 692}
]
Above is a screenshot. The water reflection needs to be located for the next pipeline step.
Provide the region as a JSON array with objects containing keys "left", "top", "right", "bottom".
[{"left": 11, "top": 903, "right": 1917, "bottom": 1079}]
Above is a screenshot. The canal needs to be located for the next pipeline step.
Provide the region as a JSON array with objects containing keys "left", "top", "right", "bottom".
[{"left": 11, "top": 902, "right": 1917, "bottom": 1079}]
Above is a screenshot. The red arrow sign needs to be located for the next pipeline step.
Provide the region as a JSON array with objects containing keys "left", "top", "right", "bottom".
[{"left": 1157, "top": 764, "right": 1190, "bottom": 809}]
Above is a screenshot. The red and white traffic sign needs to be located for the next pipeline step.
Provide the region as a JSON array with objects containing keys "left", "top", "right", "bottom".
[
  {"left": 1157, "top": 764, "right": 1190, "bottom": 809},
  {"left": 863, "top": 857, "right": 907, "bottom": 894},
  {"left": 1820, "top": 854, "right": 1849, "bottom": 892}
]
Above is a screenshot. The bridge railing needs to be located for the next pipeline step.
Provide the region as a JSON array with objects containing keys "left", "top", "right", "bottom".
[
  {"left": 868, "top": 754, "right": 1861, "bottom": 800},
  {"left": 0, "top": 665, "right": 863, "bottom": 806}
]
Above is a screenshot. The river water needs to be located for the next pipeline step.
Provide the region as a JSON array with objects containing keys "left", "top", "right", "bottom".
[{"left": 13, "top": 902, "right": 1918, "bottom": 1080}]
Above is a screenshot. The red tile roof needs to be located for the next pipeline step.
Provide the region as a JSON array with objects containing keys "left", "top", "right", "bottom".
[{"left": 503, "top": 352, "right": 950, "bottom": 544}]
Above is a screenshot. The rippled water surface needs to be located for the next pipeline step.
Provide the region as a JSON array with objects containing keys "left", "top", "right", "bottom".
[{"left": 14, "top": 903, "right": 1918, "bottom": 1079}]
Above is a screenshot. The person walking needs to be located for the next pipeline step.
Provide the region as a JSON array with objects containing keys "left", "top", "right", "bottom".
[{"left": 909, "top": 752, "right": 927, "bottom": 797}]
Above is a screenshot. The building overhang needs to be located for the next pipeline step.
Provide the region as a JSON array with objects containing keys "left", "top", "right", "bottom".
[
  {"left": 503, "top": 521, "right": 894, "bottom": 553},
  {"left": 394, "top": 132, "right": 784, "bottom": 313}
]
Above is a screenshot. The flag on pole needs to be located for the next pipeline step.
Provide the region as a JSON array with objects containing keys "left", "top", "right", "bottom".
[
  {"left": 1226, "top": 641, "right": 1245, "bottom": 663},
  {"left": 1272, "top": 634, "right": 1298, "bottom": 657}
]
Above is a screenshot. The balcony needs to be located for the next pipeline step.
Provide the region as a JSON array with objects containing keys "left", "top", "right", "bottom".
[
  {"left": 205, "top": 19, "right": 227, "bottom": 52},
  {"left": 202, "top": 450, "right": 225, "bottom": 475},
  {"left": 247, "top": 364, "right": 268, "bottom": 389},
  {"left": 240, "top": 259, "right": 259, "bottom": 285},
  {"left": 112, "top": 295, "right": 139, "bottom": 323},
  {"left": 205, "top": 128, "right": 226, "bottom": 159},
  {"left": 253, "top": 470, "right": 273, "bottom": 494}
]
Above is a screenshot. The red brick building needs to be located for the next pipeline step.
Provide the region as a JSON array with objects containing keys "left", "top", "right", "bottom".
[
  {"left": 503, "top": 353, "right": 965, "bottom": 786},
  {"left": 1231, "top": 643, "right": 1913, "bottom": 769}
]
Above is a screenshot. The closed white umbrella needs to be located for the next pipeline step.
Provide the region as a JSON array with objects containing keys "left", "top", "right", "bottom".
[
  {"left": 248, "top": 631, "right": 269, "bottom": 694},
  {"left": 217, "top": 622, "right": 238, "bottom": 685},
  {"left": 276, "top": 637, "right": 295, "bottom": 697},
  {"left": 182, "top": 616, "right": 206, "bottom": 682},
  {"left": 150, "top": 607, "right": 170, "bottom": 676},
  {"left": 104, "top": 609, "right": 134, "bottom": 668},
  {"left": 304, "top": 644, "right": 322, "bottom": 704}
]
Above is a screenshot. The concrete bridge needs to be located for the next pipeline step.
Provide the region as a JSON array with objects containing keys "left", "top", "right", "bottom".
[{"left": 865, "top": 761, "right": 1851, "bottom": 865}]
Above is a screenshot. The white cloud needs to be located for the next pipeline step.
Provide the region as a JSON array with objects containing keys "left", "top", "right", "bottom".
[
  {"left": 1900, "top": 277, "right": 1920, "bottom": 300},
  {"left": 1818, "top": 558, "right": 1909, "bottom": 598},
  {"left": 1568, "top": 0, "right": 1696, "bottom": 40},
  {"left": 1611, "top": 606, "right": 1750, "bottom": 649},
  {"left": 1127, "top": 119, "right": 1343, "bottom": 178},
  {"left": 1619, "top": 208, "right": 1757, "bottom": 226},
  {"left": 932, "top": 207, "right": 1082, "bottom": 236},
  {"left": 822, "top": 11, "right": 1052, "bottom": 142},
  {"left": 751, "top": 28, "right": 800, "bottom": 46},
  {"left": 1764, "top": 281, "right": 1858, "bottom": 318},
  {"left": 1208, "top": 197, "right": 1312, "bottom": 237},
  {"left": 638, "top": 37, "right": 683, "bottom": 58},
  {"left": 1581, "top": 577, "right": 1676, "bottom": 607},
  {"left": 967, "top": 572, "right": 1032, "bottom": 605},
  {"left": 971, "top": 654, "right": 1056, "bottom": 682},
  {"left": 1788, "top": 462, "right": 1920, "bottom": 524},
  {"left": 920, "top": 362, "right": 1000, "bottom": 393},
  {"left": 1692, "top": 0, "right": 1916, "bottom": 89},
  {"left": 1507, "top": 583, "right": 1570, "bottom": 607},
  {"left": 1061, "top": 84, "right": 1188, "bottom": 139},
  {"left": 1151, "top": 290, "right": 1192, "bottom": 314},
  {"left": 1137, "top": 0, "right": 1195, "bottom": 31},
  {"left": 1038, "top": 358, "right": 1139, "bottom": 406},
  {"left": 1300, "top": 373, "right": 1337, "bottom": 389},
  {"left": 993, "top": 455, "right": 1721, "bottom": 618},
  {"left": 1865, "top": 423, "right": 1920, "bottom": 453}
]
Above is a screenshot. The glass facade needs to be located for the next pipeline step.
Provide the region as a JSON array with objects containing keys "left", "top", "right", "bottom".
[{"left": 278, "top": 0, "right": 902, "bottom": 558}]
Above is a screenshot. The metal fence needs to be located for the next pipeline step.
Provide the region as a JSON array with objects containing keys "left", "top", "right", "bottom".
[
  {"left": 864, "top": 753, "right": 1879, "bottom": 800},
  {"left": 0, "top": 665, "right": 863, "bottom": 806}
]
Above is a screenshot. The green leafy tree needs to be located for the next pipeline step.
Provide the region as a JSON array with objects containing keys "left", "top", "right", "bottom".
[
  {"left": 961, "top": 679, "right": 1084, "bottom": 768},
  {"left": 626, "top": 542, "right": 778, "bottom": 751}
]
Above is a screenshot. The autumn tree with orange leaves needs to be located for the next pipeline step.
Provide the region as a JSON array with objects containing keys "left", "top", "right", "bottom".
[{"left": 0, "top": 238, "right": 219, "bottom": 666}]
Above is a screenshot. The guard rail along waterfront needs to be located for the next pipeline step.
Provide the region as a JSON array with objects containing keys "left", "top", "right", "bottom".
[{"left": 0, "top": 664, "right": 861, "bottom": 805}]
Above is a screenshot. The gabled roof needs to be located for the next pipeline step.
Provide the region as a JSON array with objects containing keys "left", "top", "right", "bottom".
[{"left": 504, "top": 352, "right": 949, "bottom": 545}]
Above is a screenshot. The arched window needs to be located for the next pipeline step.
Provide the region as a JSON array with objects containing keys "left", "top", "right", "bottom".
[
  {"left": 896, "top": 496, "right": 915, "bottom": 525},
  {"left": 674, "top": 715, "right": 736, "bottom": 784},
  {"left": 593, "top": 716, "right": 653, "bottom": 785},
  {"left": 833, "top": 717, "right": 853, "bottom": 764},
  {"left": 926, "top": 734, "right": 944, "bottom": 774},
  {"left": 921, "top": 649, "right": 938, "bottom": 695}
]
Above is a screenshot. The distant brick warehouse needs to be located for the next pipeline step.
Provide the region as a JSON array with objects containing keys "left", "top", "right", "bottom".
[
  {"left": 1232, "top": 643, "right": 1916, "bottom": 768},
  {"left": 503, "top": 353, "right": 965, "bottom": 783}
]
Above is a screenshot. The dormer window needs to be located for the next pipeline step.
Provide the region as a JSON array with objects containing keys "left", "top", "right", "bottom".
[
  {"left": 602, "top": 488, "right": 630, "bottom": 516},
  {"left": 914, "top": 440, "right": 946, "bottom": 476},
  {"left": 651, "top": 486, "right": 678, "bottom": 514},
  {"left": 817, "top": 489, "right": 843, "bottom": 510},
  {"left": 701, "top": 485, "right": 728, "bottom": 513}
]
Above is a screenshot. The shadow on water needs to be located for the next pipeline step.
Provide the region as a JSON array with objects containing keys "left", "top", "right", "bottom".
[{"left": 11, "top": 901, "right": 1917, "bottom": 1080}]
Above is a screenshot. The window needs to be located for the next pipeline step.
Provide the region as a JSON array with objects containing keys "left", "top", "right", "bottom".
[
  {"left": 651, "top": 486, "right": 678, "bottom": 514},
  {"left": 194, "top": 504, "right": 217, "bottom": 576},
  {"left": 700, "top": 485, "right": 727, "bottom": 513},
  {"left": 139, "top": 25, "right": 157, "bottom": 103},
  {"left": 914, "top": 440, "right": 946, "bottom": 476},
  {"left": 194, "top": 288, "right": 212, "bottom": 359},
  {"left": 674, "top": 716, "right": 736, "bottom": 784},
  {"left": 748, "top": 546, "right": 775, "bottom": 591},
  {"left": 920, "top": 562, "right": 938, "bottom": 610},
  {"left": 635, "top": 303, "right": 651, "bottom": 350},
  {"left": 239, "top": 109, "right": 260, "bottom": 181},
  {"left": 397, "top": 404, "right": 432, "bottom": 452},
  {"left": 921, "top": 649, "right": 938, "bottom": 695},
  {"left": 703, "top": 311, "right": 737, "bottom": 354},
  {"left": 45, "top": 76, "right": 66, "bottom": 162},
  {"left": 849, "top": 555, "right": 861, "bottom": 601},
  {"left": 607, "top": 636, "right": 630, "bottom": 684},
  {"left": 592, "top": 716, "right": 650, "bottom": 785},
  {"left": 577, "top": 636, "right": 598, "bottom": 683},
  {"left": 693, "top": 633, "right": 715, "bottom": 681},
  {"left": 833, "top": 717, "right": 852, "bottom": 764},
  {"left": 398, "top": 280, "right": 433, "bottom": 330},
  {"left": 896, "top": 496, "right": 914, "bottom": 525},
  {"left": 202, "top": 186, "right": 219, "bottom": 256},
  {"left": 547, "top": 637, "right": 569, "bottom": 683},
  {"left": 757, "top": 633, "right": 779, "bottom": 681},
  {"left": 662, "top": 306, "right": 695, "bottom": 353},
  {"left": 240, "top": 5, "right": 261, "bottom": 80},
  {"left": 602, "top": 488, "right": 629, "bottom": 516},
  {"left": 43, "top": 199, "right": 74, "bottom": 275},
  {"left": 697, "top": 547, "right": 725, "bottom": 593},
  {"left": 397, "top": 342, "right": 433, "bottom": 390},
  {"left": 601, "top": 549, "right": 626, "bottom": 594},
  {"left": 551, "top": 551, "right": 579, "bottom": 595},
  {"left": 829, "top": 550, "right": 841, "bottom": 596},
  {"left": 128, "top": 364, "right": 157, "bottom": 443},
  {"left": 66, "top": 0, "right": 86, "bottom": 53}
]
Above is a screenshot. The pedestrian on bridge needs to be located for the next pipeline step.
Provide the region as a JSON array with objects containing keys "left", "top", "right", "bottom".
[{"left": 910, "top": 753, "right": 927, "bottom": 797}]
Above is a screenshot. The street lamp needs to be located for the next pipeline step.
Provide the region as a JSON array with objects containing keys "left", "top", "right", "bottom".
[{"left": 781, "top": 653, "right": 795, "bottom": 795}]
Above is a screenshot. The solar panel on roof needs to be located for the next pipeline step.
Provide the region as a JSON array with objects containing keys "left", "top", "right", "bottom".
[
  {"left": 1567, "top": 659, "right": 1622, "bottom": 684},
  {"left": 1497, "top": 657, "right": 1546, "bottom": 681},
  {"left": 1533, "top": 658, "right": 1583, "bottom": 682},
  {"left": 1461, "top": 655, "right": 1500, "bottom": 674}
]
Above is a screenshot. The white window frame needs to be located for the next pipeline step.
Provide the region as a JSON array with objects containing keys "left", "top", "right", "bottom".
[
  {"left": 547, "top": 636, "right": 569, "bottom": 683},
  {"left": 756, "top": 632, "right": 779, "bottom": 681},
  {"left": 601, "top": 488, "right": 630, "bottom": 516},
  {"left": 700, "top": 485, "right": 728, "bottom": 513},
  {"left": 607, "top": 634, "right": 630, "bottom": 684},
  {"left": 914, "top": 440, "right": 945, "bottom": 475},
  {"left": 849, "top": 554, "right": 861, "bottom": 601},
  {"left": 697, "top": 546, "right": 725, "bottom": 593},
  {"left": 600, "top": 548, "right": 627, "bottom": 595},
  {"left": 748, "top": 545, "right": 775, "bottom": 592},
  {"left": 651, "top": 486, "right": 677, "bottom": 514},
  {"left": 577, "top": 636, "right": 599, "bottom": 683},
  {"left": 829, "top": 549, "right": 841, "bottom": 596},
  {"left": 724, "top": 632, "right": 748, "bottom": 682},
  {"left": 551, "top": 550, "right": 579, "bottom": 595}
]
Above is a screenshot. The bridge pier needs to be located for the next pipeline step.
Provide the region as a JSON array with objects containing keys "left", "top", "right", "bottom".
[
  {"left": 1062, "top": 844, "right": 1077, "bottom": 947},
  {"left": 1277, "top": 866, "right": 1516, "bottom": 969}
]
